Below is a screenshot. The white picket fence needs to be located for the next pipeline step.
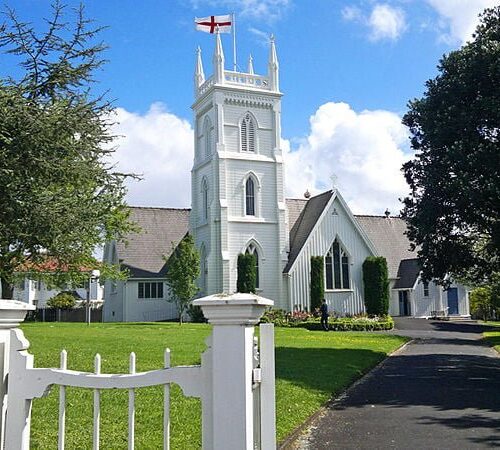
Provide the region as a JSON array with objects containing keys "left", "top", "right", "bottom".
[{"left": 0, "top": 293, "right": 276, "bottom": 450}]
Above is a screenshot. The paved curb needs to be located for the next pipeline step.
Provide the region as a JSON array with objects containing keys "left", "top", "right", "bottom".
[{"left": 278, "top": 337, "right": 414, "bottom": 450}]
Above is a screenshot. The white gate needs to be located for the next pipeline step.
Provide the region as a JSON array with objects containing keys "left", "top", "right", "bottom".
[{"left": 0, "top": 293, "right": 276, "bottom": 450}]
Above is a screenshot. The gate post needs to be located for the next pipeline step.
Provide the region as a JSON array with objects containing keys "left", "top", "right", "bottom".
[
  {"left": 194, "top": 293, "right": 273, "bottom": 450},
  {"left": 0, "top": 300, "right": 34, "bottom": 450}
]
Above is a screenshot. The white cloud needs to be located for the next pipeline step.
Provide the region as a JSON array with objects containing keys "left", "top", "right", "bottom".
[
  {"left": 425, "top": 0, "right": 497, "bottom": 44},
  {"left": 284, "top": 102, "right": 411, "bottom": 215},
  {"left": 342, "top": 3, "right": 407, "bottom": 42},
  {"left": 109, "top": 103, "right": 193, "bottom": 208},
  {"left": 368, "top": 4, "right": 406, "bottom": 41},
  {"left": 190, "top": 0, "right": 290, "bottom": 22}
]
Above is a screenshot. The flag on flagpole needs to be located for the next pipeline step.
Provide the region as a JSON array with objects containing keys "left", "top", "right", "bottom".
[{"left": 195, "top": 15, "right": 232, "bottom": 34}]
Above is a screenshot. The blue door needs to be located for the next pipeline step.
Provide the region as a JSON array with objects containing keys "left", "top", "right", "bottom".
[{"left": 447, "top": 288, "right": 459, "bottom": 315}]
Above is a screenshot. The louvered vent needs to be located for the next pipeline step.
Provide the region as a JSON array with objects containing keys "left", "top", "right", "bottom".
[{"left": 241, "top": 113, "right": 256, "bottom": 152}]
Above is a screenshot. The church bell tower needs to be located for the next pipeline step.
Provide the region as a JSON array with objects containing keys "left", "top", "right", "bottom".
[{"left": 190, "top": 32, "right": 288, "bottom": 308}]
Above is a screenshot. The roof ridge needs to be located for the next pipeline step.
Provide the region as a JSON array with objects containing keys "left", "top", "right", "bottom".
[
  {"left": 128, "top": 206, "right": 191, "bottom": 211},
  {"left": 354, "top": 214, "right": 402, "bottom": 219}
]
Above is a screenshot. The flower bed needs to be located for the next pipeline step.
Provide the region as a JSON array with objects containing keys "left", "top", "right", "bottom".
[{"left": 261, "top": 308, "right": 394, "bottom": 331}]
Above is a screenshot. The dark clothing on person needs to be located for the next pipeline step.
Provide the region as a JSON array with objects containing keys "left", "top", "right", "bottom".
[{"left": 320, "top": 302, "right": 329, "bottom": 331}]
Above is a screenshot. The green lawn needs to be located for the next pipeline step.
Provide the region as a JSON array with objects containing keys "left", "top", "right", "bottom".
[
  {"left": 482, "top": 321, "right": 500, "bottom": 352},
  {"left": 21, "top": 322, "right": 407, "bottom": 449}
]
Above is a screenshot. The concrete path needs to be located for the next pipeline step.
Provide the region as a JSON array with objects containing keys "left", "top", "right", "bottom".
[{"left": 293, "top": 319, "right": 500, "bottom": 449}]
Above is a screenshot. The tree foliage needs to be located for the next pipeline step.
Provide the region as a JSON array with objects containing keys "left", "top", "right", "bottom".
[
  {"left": 237, "top": 253, "right": 256, "bottom": 294},
  {"left": 401, "top": 6, "right": 500, "bottom": 284},
  {"left": 46, "top": 291, "right": 76, "bottom": 310},
  {"left": 165, "top": 234, "right": 200, "bottom": 324},
  {"left": 0, "top": 2, "right": 134, "bottom": 298},
  {"left": 310, "top": 256, "right": 324, "bottom": 311},
  {"left": 469, "top": 274, "right": 500, "bottom": 321},
  {"left": 362, "top": 257, "right": 389, "bottom": 316}
]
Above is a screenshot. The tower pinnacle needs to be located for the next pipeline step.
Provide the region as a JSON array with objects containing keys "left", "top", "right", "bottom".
[
  {"left": 268, "top": 34, "right": 279, "bottom": 91},
  {"left": 248, "top": 54, "right": 254, "bottom": 74},
  {"left": 194, "top": 46, "right": 205, "bottom": 95},
  {"left": 213, "top": 27, "right": 225, "bottom": 84}
]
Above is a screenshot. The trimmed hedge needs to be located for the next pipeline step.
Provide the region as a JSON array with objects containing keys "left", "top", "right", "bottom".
[
  {"left": 237, "top": 253, "right": 256, "bottom": 293},
  {"left": 363, "top": 256, "right": 390, "bottom": 316},
  {"left": 310, "top": 256, "right": 324, "bottom": 311}
]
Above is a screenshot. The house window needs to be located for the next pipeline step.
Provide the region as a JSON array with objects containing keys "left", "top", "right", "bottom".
[
  {"left": 201, "top": 178, "right": 209, "bottom": 221},
  {"left": 325, "top": 239, "right": 350, "bottom": 290},
  {"left": 241, "top": 113, "right": 256, "bottom": 152},
  {"left": 245, "top": 177, "right": 255, "bottom": 216},
  {"left": 423, "top": 281, "right": 429, "bottom": 297},
  {"left": 138, "top": 282, "right": 164, "bottom": 299},
  {"left": 246, "top": 243, "right": 259, "bottom": 289}
]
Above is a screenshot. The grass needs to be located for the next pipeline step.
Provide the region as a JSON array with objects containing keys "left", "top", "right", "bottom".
[
  {"left": 482, "top": 321, "right": 500, "bottom": 352},
  {"left": 21, "top": 322, "right": 407, "bottom": 449}
]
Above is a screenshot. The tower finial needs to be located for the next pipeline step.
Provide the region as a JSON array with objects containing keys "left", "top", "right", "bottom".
[
  {"left": 213, "top": 26, "right": 225, "bottom": 84},
  {"left": 248, "top": 54, "right": 254, "bottom": 74},
  {"left": 268, "top": 34, "right": 279, "bottom": 91},
  {"left": 194, "top": 46, "right": 205, "bottom": 95}
]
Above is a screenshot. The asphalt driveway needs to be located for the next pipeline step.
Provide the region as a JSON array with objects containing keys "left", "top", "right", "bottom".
[{"left": 292, "top": 318, "right": 500, "bottom": 449}]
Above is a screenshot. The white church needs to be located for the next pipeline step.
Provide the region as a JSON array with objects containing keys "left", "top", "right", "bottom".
[{"left": 103, "top": 33, "right": 470, "bottom": 322}]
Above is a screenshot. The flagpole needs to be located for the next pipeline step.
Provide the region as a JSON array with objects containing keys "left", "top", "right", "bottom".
[{"left": 232, "top": 12, "right": 237, "bottom": 71}]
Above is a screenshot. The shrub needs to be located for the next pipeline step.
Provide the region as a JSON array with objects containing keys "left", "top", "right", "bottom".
[
  {"left": 292, "top": 315, "right": 394, "bottom": 331},
  {"left": 187, "top": 304, "right": 206, "bottom": 323},
  {"left": 237, "top": 253, "right": 256, "bottom": 293},
  {"left": 363, "top": 257, "right": 390, "bottom": 316},
  {"left": 261, "top": 308, "right": 288, "bottom": 327},
  {"left": 46, "top": 292, "right": 76, "bottom": 310},
  {"left": 310, "top": 256, "right": 324, "bottom": 311},
  {"left": 470, "top": 285, "right": 500, "bottom": 321}
]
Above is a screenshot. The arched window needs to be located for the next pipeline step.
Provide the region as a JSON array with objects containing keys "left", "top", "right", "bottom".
[
  {"left": 245, "top": 177, "right": 255, "bottom": 216},
  {"left": 240, "top": 113, "right": 256, "bottom": 152},
  {"left": 204, "top": 117, "right": 212, "bottom": 157},
  {"left": 246, "top": 243, "right": 259, "bottom": 289},
  {"left": 325, "top": 239, "right": 350, "bottom": 290},
  {"left": 201, "top": 178, "right": 209, "bottom": 221}
]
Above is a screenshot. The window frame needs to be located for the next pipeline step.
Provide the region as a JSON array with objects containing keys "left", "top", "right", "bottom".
[
  {"left": 138, "top": 281, "right": 164, "bottom": 300},
  {"left": 240, "top": 112, "right": 257, "bottom": 153},
  {"left": 325, "top": 238, "right": 351, "bottom": 291}
]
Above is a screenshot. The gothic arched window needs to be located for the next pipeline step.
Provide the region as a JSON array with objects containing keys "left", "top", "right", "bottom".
[
  {"left": 325, "top": 239, "right": 350, "bottom": 290},
  {"left": 240, "top": 113, "right": 256, "bottom": 152},
  {"left": 201, "top": 178, "right": 209, "bottom": 221},
  {"left": 246, "top": 243, "right": 259, "bottom": 289},
  {"left": 204, "top": 117, "right": 212, "bottom": 157},
  {"left": 245, "top": 177, "right": 255, "bottom": 216}
]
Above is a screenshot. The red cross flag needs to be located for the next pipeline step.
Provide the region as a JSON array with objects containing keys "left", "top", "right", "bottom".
[{"left": 195, "top": 15, "right": 232, "bottom": 34}]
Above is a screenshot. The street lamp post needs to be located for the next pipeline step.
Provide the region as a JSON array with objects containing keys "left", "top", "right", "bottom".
[{"left": 86, "top": 269, "right": 100, "bottom": 325}]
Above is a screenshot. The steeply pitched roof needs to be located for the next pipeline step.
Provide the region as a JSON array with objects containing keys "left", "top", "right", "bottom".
[
  {"left": 116, "top": 207, "right": 190, "bottom": 278},
  {"left": 355, "top": 215, "right": 416, "bottom": 279},
  {"left": 393, "top": 258, "right": 421, "bottom": 289},
  {"left": 283, "top": 190, "right": 334, "bottom": 273}
]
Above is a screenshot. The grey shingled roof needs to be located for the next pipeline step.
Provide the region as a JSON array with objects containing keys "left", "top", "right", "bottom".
[
  {"left": 116, "top": 207, "right": 190, "bottom": 278},
  {"left": 285, "top": 198, "right": 308, "bottom": 233},
  {"left": 283, "top": 190, "right": 334, "bottom": 273},
  {"left": 355, "top": 215, "right": 416, "bottom": 279},
  {"left": 394, "top": 258, "right": 421, "bottom": 289}
]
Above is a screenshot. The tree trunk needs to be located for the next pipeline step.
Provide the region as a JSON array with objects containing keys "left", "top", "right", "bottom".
[{"left": 1, "top": 277, "right": 13, "bottom": 300}]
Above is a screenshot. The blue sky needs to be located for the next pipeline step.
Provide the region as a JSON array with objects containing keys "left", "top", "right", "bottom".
[{"left": 1, "top": 0, "right": 496, "bottom": 213}]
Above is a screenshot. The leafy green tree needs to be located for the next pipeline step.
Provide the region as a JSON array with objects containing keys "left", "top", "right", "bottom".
[
  {"left": 165, "top": 235, "right": 200, "bottom": 324},
  {"left": 401, "top": 6, "right": 500, "bottom": 285},
  {"left": 0, "top": 2, "right": 134, "bottom": 298},
  {"left": 46, "top": 291, "right": 76, "bottom": 310},
  {"left": 237, "top": 253, "right": 256, "bottom": 293},
  {"left": 469, "top": 274, "right": 500, "bottom": 320},
  {"left": 310, "top": 256, "right": 324, "bottom": 311},
  {"left": 363, "top": 257, "right": 389, "bottom": 316}
]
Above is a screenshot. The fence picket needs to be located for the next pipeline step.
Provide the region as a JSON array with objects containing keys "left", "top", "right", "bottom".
[
  {"left": 93, "top": 354, "right": 101, "bottom": 450},
  {"left": 164, "top": 348, "right": 171, "bottom": 450},
  {"left": 128, "top": 352, "right": 136, "bottom": 450},
  {"left": 58, "top": 350, "right": 67, "bottom": 450}
]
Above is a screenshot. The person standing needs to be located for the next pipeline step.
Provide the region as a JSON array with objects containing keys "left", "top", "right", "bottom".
[{"left": 320, "top": 299, "right": 329, "bottom": 331}]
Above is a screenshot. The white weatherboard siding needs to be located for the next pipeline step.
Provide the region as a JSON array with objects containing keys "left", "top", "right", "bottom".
[
  {"left": 123, "top": 280, "right": 178, "bottom": 322},
  {"left": 288, "top": 196, "right": 374, "bottom": 313}
]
